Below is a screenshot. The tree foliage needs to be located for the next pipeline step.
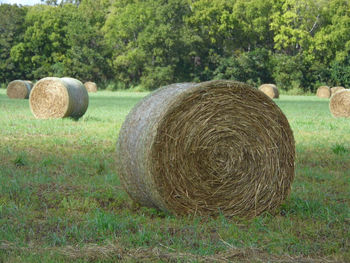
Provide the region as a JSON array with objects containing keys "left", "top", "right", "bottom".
[
  {"left": 9, "top": 1, "right": 112, "bottom": 82},
  {"left": 0, "top": 4, "right": 27, "bottom": 83},
  {"left": 1, "top": 0, "right": 350, "bottom": 91}
]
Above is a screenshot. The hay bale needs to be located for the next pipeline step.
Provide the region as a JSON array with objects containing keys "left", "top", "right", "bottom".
[
  {"left": 116, "top": 80, "right": 295, "bottom": 218},
  {"left": 29, "top": 77, "right": 89, "bottom": 119},
  {"left": 6, "top": 80, "right": 33, "bottom": 99},
  {"left": 331, "top": 86, "right": 345, "bottom": 96},
  {"left": 329, "top": 89, "right": 350, "bottom": 118},
  {"left": 316, "top": 86, "right": 331, "bottom": 98},
  {"left": 84, "top": 81, "right": 98, "bottom": 93},
  {"left": 258, "top": 84, "right": 279, "bottom": 99}
]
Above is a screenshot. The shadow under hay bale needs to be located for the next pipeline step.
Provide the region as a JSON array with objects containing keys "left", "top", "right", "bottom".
[
  {"left": 29, "top": 77, "right": 89, "bottom": 119},
  {"left": 84, "top": 81, "right": 98, "bottom": 93},
  {"left": 7, "top": 80, "right": 33, "bottom": 99},
  {"left": 329, "top": 89, "right": 350, "bottom": 118},
  {"left": 116, "top": 80, "right": 295, "bottom": 218},
  {"left": 316, "top": 86, "right": 331, "bottom": 98},
  {"left": 258, "top": 84, "right": 279, "bottom": 99},
  {"left": 331, "top": 86, "right": 345, "bottom": 96}
]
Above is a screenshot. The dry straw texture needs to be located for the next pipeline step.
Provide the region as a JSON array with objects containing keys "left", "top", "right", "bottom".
[
  {"left": 329, "top": 89, "right": 350, "bottom": 118},
  {"left": 331, "top": 86, "right": 345, "bottom": 96},
  {"left": 258, "top": 84, "right": 279, "bottom": 99},
  {"left": 116, "top": 80, "right": 295, "bottom": 218},
  {"left": 29, "top": 77, "right": 89, "bottom": 119},
  {"left": 84, "top": 81, "right": 98, "bottom": 92},
  {"left": 316, "top": 86, "right": 331, "bottom": 98},
  {"left": 6, "top": 80, "right": 33, "bottom": 99},
  {"left": 1, "top": 241, "right": 337, "bottom": 263}
]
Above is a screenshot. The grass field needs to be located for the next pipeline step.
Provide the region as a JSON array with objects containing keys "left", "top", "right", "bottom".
[{"left": 0, "top": 89, "right": 349, "bottom": 262}]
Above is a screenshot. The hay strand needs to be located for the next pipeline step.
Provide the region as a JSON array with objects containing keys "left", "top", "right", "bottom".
[
  {"left": 29, "top": 77, "right": 89, "bottom": 119},
  {"left": 316, "top": 86, "right": 331, "bottom": 98},
  {"left": 116, "top": 80, "right": 295, "bottom": 218},
  {"left": 258, "top": 84, "right": 279, "bottom": 99},
  {"left": 329, "top": 89, "right": 350, "bottom": 118},
  {"left": 6, "top": 80, "right": 33, "bottom": 99},
  {"left": 84, "top": 81, "right": 98, "bottom": 93},
  {"left": 331, "top": 86, "right": 345, "bottom": 96}
]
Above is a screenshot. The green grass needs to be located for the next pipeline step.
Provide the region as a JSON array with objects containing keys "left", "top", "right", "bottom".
[{"left": 0, "top": 90, "right": 349, "bottom": 262}]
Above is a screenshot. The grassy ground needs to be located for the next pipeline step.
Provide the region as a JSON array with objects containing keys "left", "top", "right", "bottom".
[{"left": 0, "top": 89, "right": 349, "bottom": 262}]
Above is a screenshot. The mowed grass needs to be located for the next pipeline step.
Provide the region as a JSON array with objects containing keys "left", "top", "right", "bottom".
[{"left": 0, "top": 89, "right": 349, "bottom": 262}]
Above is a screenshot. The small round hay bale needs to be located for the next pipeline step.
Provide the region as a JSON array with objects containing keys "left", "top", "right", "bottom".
[
  {"left": 29, "top": 77, "right": 89, "bottom": 119},
  {"left": 331, "top": 86, "right": 345, "bottom": 96},
  {"left": 258, "top": 84, "right": 279, "bottom": 99},
  {"left": 116, "top": 80, "right": 295, "bottom": 218},
  {"left": 6, "top": 80, "right": 33, "bottom": 99},
  {"left": 316, "top": 86, "right": 331, "bottom": 98},
  {"left": 84, "top": 81, "right": 98, "bottom": 93},
  {"left": 329, "top": 89, "right": 350, "bottom": 118}
]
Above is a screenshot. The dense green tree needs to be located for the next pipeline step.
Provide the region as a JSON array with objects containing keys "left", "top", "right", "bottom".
[
  {"left": 63, "top": 0, "right": 113, "bottom": 82},
  {"left": 270, "top": 0, "right": 327, "bottom": 56},
  {"left": 311, "top": 0, "right": 350, "bottom": 64},
  {"left": 272, "top": 53, "right": 305, "bottom": 90},
  {"left": 10, "top": 5, "right": 70, "bottom": 79},
  {"left": 186, "top": 0, "right": 275, "bottom": 82},
  {"left": 231, "top": 0, "right": 275, "bottom": 50},
  {"left": 10, "top": 2, "right": 112, "bottom": 82},
  {"left": 0, "top": 4, "right": 27, "bottom": 83},
  {"left": 2, "top": 0, "right": 350, "bottom": 91},
  {"left": 330, "top": 55, "right": 350, "bottom": 87},
  {"left": 104, "top": 0, "right": 193, "bottom": 89},
  {"left": 214, "top": 48, "right": 273, "bottom": 86}
]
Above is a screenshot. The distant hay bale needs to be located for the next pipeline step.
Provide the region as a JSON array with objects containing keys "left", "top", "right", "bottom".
[
  {"left": 6, "top": 80, "right": 33, "bottom": 99},
  {"left": 84, "top": 81, "right": 98, "bottom": 93},
  {"left": 316, "top": 86, "right": 331, "bottom": 98},
  {"left": 329, "top": 89, "right": 350, "bottom": 118},
  {"left": 331, "top": 86, "right": 345, "bottom": 96},
  {"left": 258, "top": 84, "right": 279, "bottom": 99},
  {"left": 116, "top": 80, "right": 295, "bottom": 218},
  {"left": 29, "top": 77, "right": 89, "bottom": 119}
]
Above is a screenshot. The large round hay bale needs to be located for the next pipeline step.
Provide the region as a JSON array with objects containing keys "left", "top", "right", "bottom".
[
  {"left": 6, "top": 80, "right": 33, "bottom": 99},
  {"left": 84, "top": 81, "right": 98, "bottom": 93},
  {"left": 316, "top": 86, "right": 331, "bottom": 98},
  {"left": 329, "top": 89, "right": 350, "bottom": 118},
  {"left": 258, "top": 84, "right": 279, "bottom": 99},
  {"left": 29, "top": 77, "right": 89, "bottom": 119},
  {"left": 116, "top": 80, "right": 295, "bottom": 218},
  {"left": 331, "top": 86, "right": 345, "bottom": 96}
]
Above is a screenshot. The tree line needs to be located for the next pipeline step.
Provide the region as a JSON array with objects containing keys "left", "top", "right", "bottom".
[{"left": 1, "top": 0, "right": 350, "bottom": 92}]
